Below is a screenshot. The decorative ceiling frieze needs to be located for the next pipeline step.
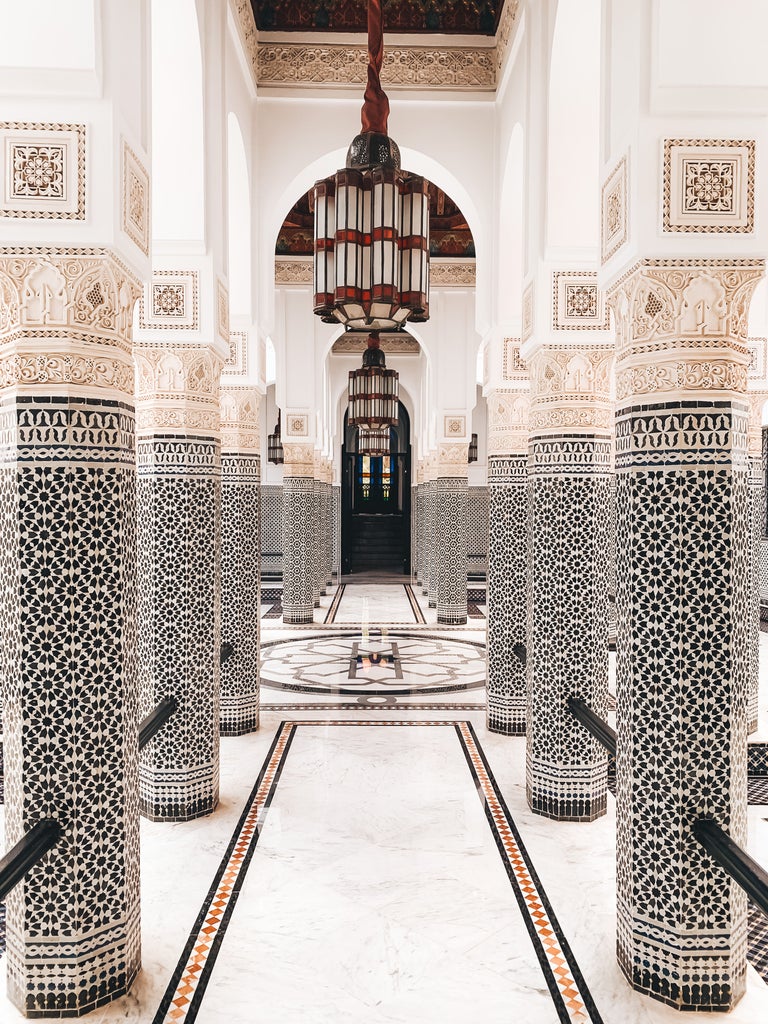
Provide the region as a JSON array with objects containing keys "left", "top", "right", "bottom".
[{"left": 231, "top": 0, "right": 519, "bottom": 92}]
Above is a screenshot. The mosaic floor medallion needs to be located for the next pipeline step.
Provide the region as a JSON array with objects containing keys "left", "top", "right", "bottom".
[{"left": 261, "top": 631, "right": 486, "bottom": 695}]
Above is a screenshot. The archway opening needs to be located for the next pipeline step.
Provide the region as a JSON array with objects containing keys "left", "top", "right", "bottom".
[{"left": 341, "top": 402, "right": 411, "bottom": 576}]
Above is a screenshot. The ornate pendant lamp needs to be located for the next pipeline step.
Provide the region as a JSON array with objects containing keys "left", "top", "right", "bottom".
[
  {"left": 267, "top": 409, "right": 284, "bottom": 465},
  {"left": 312, "top": 0, "right": 430, "bottom": 332},
  {"left": 348, "top": 331, "right": 399, "bottom": 428},
  {"left": 467, "top": 432, "right": 478, "bottom": 463},
  {"left": 358, "top": 423, "right": 392, "bottom": 456}
]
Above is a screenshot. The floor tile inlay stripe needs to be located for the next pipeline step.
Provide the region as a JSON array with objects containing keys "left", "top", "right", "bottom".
[
  {"left": 323, "top": 583, "right": 345, "bottom": 624},
  {"left": 404, "top": 582, "right": 427, "bottom": 623},
  {"left": 154, "top": 720, "right": 603, "bottom": 1024}
]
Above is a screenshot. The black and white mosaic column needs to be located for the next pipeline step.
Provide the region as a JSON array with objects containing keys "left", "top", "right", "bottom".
[
  {"left": 486, "top": 387, "right": 530, "bottom": 735},
  {"left": 747, "top": 391, "right": 767, "bottom": 735},
  {"left": 313, "top": 472, "right": 324, "bottom": 600},
  {"left": 324, "top": 470, "right": 333, "bottom": 587},
  {"left": 611, "top": 261, "right": 763, "bottom": 1011},
  {"left": 426, "top": 470, "right": 437, "bottom": 605},
  {"left": 282, "top": 444, "right": 316, "bottom": 623},
  {"left": 135, "top": 344, "right": 222, "bottom": 821},
  {"left": 0, "top": 251, "right": 142, "bottom": 1015},
  {"left": 435, "top": 446, "right": 468, "bottom": 625},
  {"left": 332, "top": 482, "right": 341, "bottom": 579},
  {"left": 526, "top": 346, "right": 612, "bottom": 821},
  {"left": 219, "top": 387, "right": 261, "bottom": 736},
  {"left": 411, "top": 481, "right": 419, "bottom": 579}
]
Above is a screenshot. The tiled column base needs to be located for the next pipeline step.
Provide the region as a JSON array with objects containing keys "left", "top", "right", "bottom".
[
  {"left": 0, "top": 244, "right": 145, "bottom": 1017},
  {"left": 526, "top": 434, "right": 610, "bottom": 821},
  {"left": 487, "top": 455, "right": 527, "bottom": 734},
  {"left": 220, "top": 453, "right": 260, "bottom": 736},
  {"left": 436, "top": 476, "right": 468, "bottom": 625},
  {"left": 427, "top": 479, "right": 437, "bottom": 606},
  {"left": 748, "top": 457, "right": 762, "bottom": 733},
  {"left": 610, "top": 260, "right": 762, "bottom": 1011},
  {"left": 283, "top": 476, "right": 315, "bottom": 623},
  {"left": 137, "top": 434, "right": 221, "bottom": 821}
]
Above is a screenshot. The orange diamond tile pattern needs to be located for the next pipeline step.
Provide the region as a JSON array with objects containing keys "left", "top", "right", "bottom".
[
  {"left": 458, "top": 721, "right": 594, "bottom": 1023},
  {"left": 159, "top": 722, "right": 294, "bottom": 1022}
]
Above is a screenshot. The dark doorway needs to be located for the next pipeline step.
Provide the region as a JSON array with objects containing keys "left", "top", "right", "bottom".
[{"left": 342, "top": 403, "right": 411, "bottom": 575}]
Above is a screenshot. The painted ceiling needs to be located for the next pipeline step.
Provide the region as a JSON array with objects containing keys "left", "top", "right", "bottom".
[
  {"left": 251, "top": 0, "right": 505, "bottom": 36},
  {"left": 277, "top": 183, "right": 475, "bottom": 258}
]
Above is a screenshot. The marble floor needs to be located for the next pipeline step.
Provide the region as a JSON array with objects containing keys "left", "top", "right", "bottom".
[{"left": 1, "top": 581, "right": 768, "bottom": 1023}]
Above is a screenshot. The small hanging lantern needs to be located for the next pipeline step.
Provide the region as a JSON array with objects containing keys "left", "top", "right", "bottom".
[
  {"left": 348, "top": 332, "right": 399, "bottom": 429},
  {"left": 267, "top": 409, "right": 284, "bottom": 465},
  {"left": 467, "top": 432, "right": 478, "bottom": 463},
  {"left": 312, "top": 0, "right": 429, "bottom": 332},
  {"left": 358, "top": 424, "right": 391, "bottom": 456}
]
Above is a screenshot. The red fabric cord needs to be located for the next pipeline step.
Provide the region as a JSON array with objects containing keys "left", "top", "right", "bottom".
[{"left": 361, "top": 0, "right": 389, "bottom": 134}]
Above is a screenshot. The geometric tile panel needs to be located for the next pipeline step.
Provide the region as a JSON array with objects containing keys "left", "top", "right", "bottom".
[
  {"left": 487, "top": 456, "right": 527, "bottom": 735},
  {"left": 426, "top": 480, "right": 437, "bottom": 606},
  {"left": 220, "top": 454, "right": 261, "bottom": 736},
  {"left": 0, "top": 394, "right": 141, "bottom": 1015},
  {"left": 467, "top": 485, "right": 488, "bottom": 575},
  {"left": 614, "top": 400, "right": 750, "bottom": 1010},
  {"left": 260, "top": 484, "right": 284, "bottom": 578},
  {"left": 282, "top": 476, "right": 315, "bottom": 623},
  {"left": 436, "top": 476, "right": 468, "bottom": 624},
  {"left": 526, "top": 435, "right": 610, "bottom": 821},
  {"left": 136, "top": 435, "right": 221, "bottom": 821}
]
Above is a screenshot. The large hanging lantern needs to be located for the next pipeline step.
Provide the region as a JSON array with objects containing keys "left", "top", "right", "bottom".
[
  {"left": 348, "top": 332, "right": 399, "bottom": 428},
  {"left": 267, "top": 409, "right": 284, "bottom": 465},
  {"left": 312, "top": 0, "right": 429, "bottom": 332},
  {"left": 358, "top": 424, "right": 391, "bottom": 456},
  {"left": 468, "top": 433, "right": 478, "bottom": 463}
]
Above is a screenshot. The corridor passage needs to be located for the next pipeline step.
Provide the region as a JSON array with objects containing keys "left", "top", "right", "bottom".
[{"left": 1, "top": 582, "right": 767, "bottom": 1022}]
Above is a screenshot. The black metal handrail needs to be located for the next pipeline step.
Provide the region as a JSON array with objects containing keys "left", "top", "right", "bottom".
[
  {"left": 693, "top": 818, "right": 768, "bottom": 920},
  {"left": 567, "top": 696, "right": 616, "bottom": 756},
  {"left": 138, "top": 696, "right": 178, "bottom": 751},
  {"left": 0, "top": 819, "right": 62, "bottom": 902}
]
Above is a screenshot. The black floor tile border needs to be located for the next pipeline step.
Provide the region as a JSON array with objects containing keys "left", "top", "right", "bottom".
[
  {"left": 403, "top": 583, "right": 427, "bottom": 624},
  {"left": 323, "top": 583, "right": 345, "bottom": 624}
]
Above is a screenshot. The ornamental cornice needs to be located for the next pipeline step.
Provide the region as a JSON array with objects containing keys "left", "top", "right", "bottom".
[
  {"left": 134, "top": 344, "right": 223, "bottom": 404},
  {"left": 136, "top": 405, "right": 220, "bottom": 436},
  {"left": 606, "top": 259, "right": 764, "bottom": 363},
  {"left": 276, "top": 257, "right": 476, "bottom": 291},
  {"left": 282, "top": 441, "right": 315, "bottom": 477},
  {"left": 0, "top": 343, "right": 135, "bottom": 396},
  {"left": 274, "top": 258, "right": 313, "bottom": 284},
  {"left": 528, "top": 346, "right": 613, "bottom": 405},
  {"left": 331, "top": 332, "right": 420, "bottom": 355},
  {"left": 486, "top": 387, "right": 529, "bottom": 455},
  {"left": 615, "top": 355, "right": 748, "bottom": 402},
  {"left": 436, "top": 442, "right": 469, "bottom": 477},
  {"left": 232, "top": 0, "right": 518, "bottom": 92},
  {"left": 0, "top": 249, "right": 142, "bottom": 353},
  {"left": 220, "top": 386, "right": 261, "bottom": 453}
]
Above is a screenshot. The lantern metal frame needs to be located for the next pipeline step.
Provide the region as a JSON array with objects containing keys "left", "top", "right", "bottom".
[
  {"left": 468, "top": 432, "right": 478, "bottom": 463},
  {"left": 357, "top": 424, "right": 392, "bottom": 457},
  {"left": 347, "top": 331, "right": 399, "bottom": 429},
  {"left": 312, "top": 0, "right": 429, "bottom": 333},
  {"left": 267, "top": 409, "right": 284, "bottom": 465}
]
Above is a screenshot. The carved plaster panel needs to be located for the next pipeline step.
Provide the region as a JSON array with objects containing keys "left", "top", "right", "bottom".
[
  {"left": 663, "top": 139, "right": 755, "bottom": 233},
  {"left": 0, "top": 122, "right": 86, "bottom": 220},
  {"left": 0, "top": 249, "right": 141, "bottom": 351},
  {"left": 522, "top": 282, "right": 533, "bottom": 342},
  {"left": 220, "top": 385, "right": 261, "bottom": 453},
  {"left": 430, "top": 261, "right": 476, "bottom": 286},
  {"left": 487, "top": 387, "right": 530, "bottom": 455},
  {"left": 443, "top": 415, "right": 466, "bottom": 439},
  {"left": 275, "top": 258, "right": 313, "bottom": 284},
  {"left": 528, "top": 346, "right": 613, "bottom": 434},
  {"left": 437, "top": 442, "right": 469, "bottom": 477},
  {"left": 257, "top": 43, "right": 496, "bottom": 90},
  {"left": 282, "top": 441, "right": 315, "bottom": 477},
  {"left": 223, "top": 329, "right": 248, "bottom": 376},
  {"left": 601, "top": 155, "right": 628, "bottom": 264},
  {"left": 747, "top": 337, "right": 768, "bottom": 383},
  {"left": 607, "top": 260, "right": 764, "bottom": 360},
  {"left": 285, "top": 411, "right": 309, "bottom": 437},
  {"left": 552, "top": 272, "right": 609, "bottom": 331},
  {"left": 502, "top": 337, "right": 526, "bottom": 380},
  {"left": 121, "top": 141, "right": 150, "bottom": 256},
  {"left": 138, "top": 270, "right": 199, "bottom": 331},
  {"left": 331, "top": 333, "right": 420, "bottom": 354},
  {"left": 217, "top": 279, "right": 230, "bottom": 341}
]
